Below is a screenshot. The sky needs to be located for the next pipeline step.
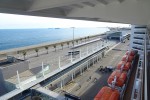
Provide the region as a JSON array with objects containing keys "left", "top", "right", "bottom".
[{"left": 0, "top": 13, "right": 130, "bottom": 29}]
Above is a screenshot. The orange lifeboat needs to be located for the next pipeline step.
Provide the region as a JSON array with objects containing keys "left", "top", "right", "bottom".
[
  {"left": 122, "top": 55, "right": 134, "bottom": 62},
  {"left": 117, "top": 61, "right": 131, "bottom": 71},
  {"left": 125, "top": 50, "right": 137, "bottom": 56},
  {"left": 107, "top": 70, "right": 127, "bottom": 87},
  {"left": 94, "top": 86, "right": 120, "bottom": 100},
  {"left": 126, "top": 51, "right": 135, "bottom": 56}
]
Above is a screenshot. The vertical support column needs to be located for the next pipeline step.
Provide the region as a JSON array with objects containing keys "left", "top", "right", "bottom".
[
  {"left": 42, "top": 62, "right": 44, "bottom": 77},
  {"left": 87, "top": 61, "right": 89, "bottom": 69},
  {"left": 144, "top": 29, "right": 148, "bottom": 100},
  {"left": 80, "top": 67, "right": 82, "bottom": 75},
  {"left": 80, "top": 49, "right": 82, "bottom": 58},
  {"left": 60, "top": 80, "right": 63, "bottom": 89},
  {"left": 17, "top": 70, "right": 21, "bottom": 88},
  {"left": 59, "top": 56, "right": 61, "bottom": 69},
  {"left": 102, "top": 52, "right": 105, "bottom": 58},
  {"left": 104, "top": 51, "right": 105, "bottom": 57},
  {"left": 73, "top": 71, "right": 75, "bottom": 78},
  {"left": 93, "top": 58, "right": 94, "bottom": 65},
  {"left": 71, "top": 53, "right": 73, "bottom": 63},
  {"left": 72, "top": 72, "right": 74, "bottom": 81}
]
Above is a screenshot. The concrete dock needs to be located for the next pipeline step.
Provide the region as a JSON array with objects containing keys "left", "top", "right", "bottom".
[
  {"left": 0, "top": 37, "right": 118, "bottom": 99},
  {"left": 53, "top": 40, "right": 130, "bottom": 100},
  {"left": 4, "top": 36, "right": 117, "bottom": 88}
]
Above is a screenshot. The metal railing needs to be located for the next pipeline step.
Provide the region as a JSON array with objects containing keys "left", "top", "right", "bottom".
[
  {"left": 131, "top": 25, "right": 148, "bottom": 100},
  {"left": 143, "top": 28, "right": 149, "bottom": 100}
]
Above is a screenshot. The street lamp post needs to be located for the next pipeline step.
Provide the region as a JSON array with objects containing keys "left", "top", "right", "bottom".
[
  {"left": 72, "top": 27, "right": 75, "bottom": 59},
  {"left": 73, "top": 27, "right": 74, "bottom": 47}
]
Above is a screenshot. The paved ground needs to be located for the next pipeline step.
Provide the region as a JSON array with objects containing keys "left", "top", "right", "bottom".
[
  {"left": 28, "top": 38, "right": 115, "bottom": 71},
  {"left": 6, "top": 37, "right": 117, "bottom": 85},
  {"left": 58, "top": 40, "right": 130, "bottom": 100},
  {"left": 27, "top": 39, "right": 116, "bottom": 75}
]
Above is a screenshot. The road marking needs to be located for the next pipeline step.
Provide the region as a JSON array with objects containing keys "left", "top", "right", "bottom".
[{"left": 106, "top": 42, "right": 121, "bottom": 53}]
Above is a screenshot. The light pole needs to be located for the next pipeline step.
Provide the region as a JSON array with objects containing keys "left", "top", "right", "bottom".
[
  {"left": 73, "top": 27, "right": 74, "bottom": 48},
  {"left": 72, "top": 27, "right": 75, "bottom": 59}
]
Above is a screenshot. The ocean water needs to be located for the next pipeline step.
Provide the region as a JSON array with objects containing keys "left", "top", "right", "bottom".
[{"left": 0, "top": 28, "right": 109, "bottom": 51}]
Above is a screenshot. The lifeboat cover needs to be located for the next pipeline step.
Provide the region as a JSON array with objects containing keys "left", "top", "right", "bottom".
[
  {"left": 122, "top": 55, "right": 134, "bottom": 62},
  {"left": 107, "top": 70, "right": 127, "bottom": 87},
  {"left": 117, "top": 61, "right": 131, "bottom": 71},
  {"left": 126, "top": 50, "right": 137, "bottom": 56},
  {"left": 125, "top": 50, "right": 135, "bottom": 56},
  {"left": 94, "top": 86, "right": 120, "bottom": 100}
]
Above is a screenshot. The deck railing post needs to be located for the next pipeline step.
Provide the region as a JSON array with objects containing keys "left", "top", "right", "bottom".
[
  {"left": 80, "top": 49, "right": 82, "bottom": 58},
  {"left": 72, "top": 73, "right": 74, "bottom": 81},
  {"left": 17, "top": 70, "right": 21, "bottom": 88},
  {"left": 80, "top": 67, "right": 82, "bottom": 75},
  {"left": 59, "top": 56, "right": 61, "bottom": 69},
  {"left": 42, "top": 62, "right": 45, "bottom": 77},
  {"left": 87, "top": 61, "right": 88, "bottom": 69},
  {"left": 61, "top": 80, "right": 63, "bottom": 89},
  {"left": 71, "top": 53, "right": 73, "bottom": 63}
]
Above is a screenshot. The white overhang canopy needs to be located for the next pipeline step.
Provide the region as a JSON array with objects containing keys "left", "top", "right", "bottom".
[{"left": 0, "top": 0, "right": 150, "bottom": 25}]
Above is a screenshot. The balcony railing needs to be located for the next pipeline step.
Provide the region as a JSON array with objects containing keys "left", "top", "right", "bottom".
[
  {"left": 134, "top": 32, "right": 145, "bottom": 34},
  {"left": 131, "top": 26, "right": 148, "bottom": 100},
  {"left": 145, "top": 30, "right": 150, "bottom": 100},
  {"left": 135, "top": 26, "right": 147, "bottom": 29},
  {"left": 133, "top": 37, "right": 144, "bottom": 40},
  {"left": 132, "top": 46, "right": 143, "bottom": 51},
  {"left": 133, "top": 42, "right": 143, "bottom": 45}
]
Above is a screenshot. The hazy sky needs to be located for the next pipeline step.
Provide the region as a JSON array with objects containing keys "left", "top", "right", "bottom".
[{"left": 0, "top": 13, "right": 130, "bottom": 29}]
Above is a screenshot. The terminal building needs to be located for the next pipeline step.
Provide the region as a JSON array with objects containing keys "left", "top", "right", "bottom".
[
  {"left": 106, "top": 28, "right": 130, "bottom": 42},
  {"left": 0, "top": 0, "right": 149, "bottom": 100}
]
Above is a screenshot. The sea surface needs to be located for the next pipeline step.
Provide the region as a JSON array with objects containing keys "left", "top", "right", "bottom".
[{"left": 0, "top": 28, "right": 109, "bottom": 51}]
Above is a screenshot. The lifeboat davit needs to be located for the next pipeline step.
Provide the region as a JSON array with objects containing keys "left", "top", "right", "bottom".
[
  {"left": 122, "top": 55, "right": 134, "bottom": 62},
  {"left": 117, "top": 61, "right": 131, "bottom": 71},
  {"left": 94, "top": 86, "right": 120, "bottom": 100},
  {"left": 107, "top": 70, "right": 127, "bottom": 87}
]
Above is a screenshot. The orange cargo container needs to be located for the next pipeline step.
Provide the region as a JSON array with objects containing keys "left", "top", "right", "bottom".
[
  {"left": 122, "top": 55, "right": 134, "bottom": 62},
  {"left": 117, "top": 61, "right": 131, "bottom": 71},
  {"left": 94, "top": 86, "right": 120, "bottom": 100},
  {"left": 107, "top": 70, "right": 127, "bottom": 87}
]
